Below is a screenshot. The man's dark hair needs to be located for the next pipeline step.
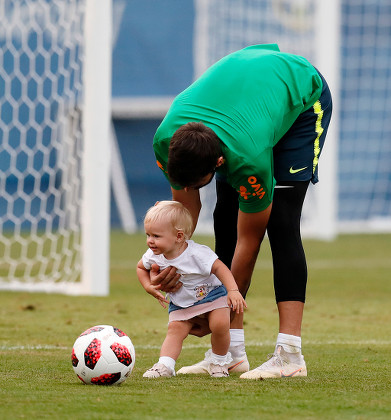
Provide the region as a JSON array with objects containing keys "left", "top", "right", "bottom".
[{"left": 167, "top": 122, "right": 221, "bottom": 188}]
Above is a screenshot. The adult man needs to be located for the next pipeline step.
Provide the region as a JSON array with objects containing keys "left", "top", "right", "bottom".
[{"left": 151, "top": 44, "right": 332, "bottom": 379}]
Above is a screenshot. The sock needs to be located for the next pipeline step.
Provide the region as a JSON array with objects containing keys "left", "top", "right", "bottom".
[
  {"left": 158, "top": 356, "right": 176, "bottom": 372},
  {"left": 276, "top": 333, "right": 302, "bottom": 363},
  {"left": 229, "top": 329, "right": 246, "bottom": 357},
  {"left": 210, "top": 352, "right": 232, "bottom": 366}
]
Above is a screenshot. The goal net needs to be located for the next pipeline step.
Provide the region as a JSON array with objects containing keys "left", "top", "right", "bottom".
[
  {"left": 193, "top": 0, "right": 391, "bottom": 237},
  {"left": 0, "top": 0, "right": 111, "bottom": 295},
  {"left": 338, "top": 1, "right": 391, "bottom": 233},
  {"left": 193, "top": 0, "right": 337, "bottom": 238}
]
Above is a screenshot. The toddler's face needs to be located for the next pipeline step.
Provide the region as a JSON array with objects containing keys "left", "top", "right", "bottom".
[{"left": 144, "top": 220, "right": 179, "bottom": 259}]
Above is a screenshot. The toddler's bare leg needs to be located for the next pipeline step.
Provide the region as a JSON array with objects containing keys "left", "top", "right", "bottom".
[
  {"left": 208, "top": 308, "right": 231, "bottom": 356},
  {"left": 160, "top": 320, "right": 193, "bottom": 360}
]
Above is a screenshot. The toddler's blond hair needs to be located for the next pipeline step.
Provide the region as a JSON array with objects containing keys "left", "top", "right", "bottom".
[{"left": 144, "top": 201, "right": 193, "bottom": 239}]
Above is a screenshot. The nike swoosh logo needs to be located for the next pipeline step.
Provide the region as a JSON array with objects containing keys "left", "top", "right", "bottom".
[
  {"left": 289, "top": 166, "right": 308, "bottom": 174},
  {"left": 228, "top": 360, "right": 245, "bottom": 372},
  {"left": 281, "top": 368, "right": 303, "bottom": 378}
]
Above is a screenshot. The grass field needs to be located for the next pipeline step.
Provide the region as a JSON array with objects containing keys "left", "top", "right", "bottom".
[{"left": 1, "top": 232, "right": 390, "bottom": 419}]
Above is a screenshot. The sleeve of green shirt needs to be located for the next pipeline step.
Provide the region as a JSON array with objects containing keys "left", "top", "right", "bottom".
[{"left": 221, "top": 146, "right": 275, "bottom": 213}]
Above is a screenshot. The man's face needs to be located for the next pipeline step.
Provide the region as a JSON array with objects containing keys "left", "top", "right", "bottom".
[{"left": 184, "top": 171, "right": 216, "bottom": 191}]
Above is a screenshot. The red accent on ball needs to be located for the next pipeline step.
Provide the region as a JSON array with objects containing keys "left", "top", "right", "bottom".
[
  {"left": 91, "top": 372, "right": 121, "bottom": 385},
  {"left": 84, "top": 338, "right": 102, "bottom": 369},
  {"left": 111, "top": 342, "right": 132, "bottom": 366}
]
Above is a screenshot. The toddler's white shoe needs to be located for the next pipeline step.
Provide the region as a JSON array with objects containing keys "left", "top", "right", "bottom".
[
  {"left": 143, "top": 363, "right": 175, "bottom": 378},
  {"left": 208, "top": 363, "right": 229, "bottom": 377}
]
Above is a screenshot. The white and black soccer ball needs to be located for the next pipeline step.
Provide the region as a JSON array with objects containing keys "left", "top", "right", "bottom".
[{"left": 71, "top": 325, "right": 135, "bottom": 385}]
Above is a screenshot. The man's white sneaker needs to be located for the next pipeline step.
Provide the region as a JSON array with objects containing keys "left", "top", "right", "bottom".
[
  {"left": 143, "top": 363, "right": 175, "bottom": 378},
  {"left": 177, "top": 349, "right": 249, "bottom": 374},
  {"left": 240, "top": 346, "right": 307, "bottom": 379},
  {"left": 208, "top": 363, "right": 229, "bottom": 377}
]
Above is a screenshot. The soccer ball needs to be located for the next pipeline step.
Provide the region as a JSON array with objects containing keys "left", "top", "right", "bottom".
[{"left": 71, "top": 325, "right": 135, "bottom": 385}]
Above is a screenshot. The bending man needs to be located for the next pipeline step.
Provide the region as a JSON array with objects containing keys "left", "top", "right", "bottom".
[{"left": 151, "top": 44, "right": 332, "bottom": 379}]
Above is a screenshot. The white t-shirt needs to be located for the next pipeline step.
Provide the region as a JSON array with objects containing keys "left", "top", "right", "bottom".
[{"left": 142, "top": 240, "right": 222, "bottom": 308}]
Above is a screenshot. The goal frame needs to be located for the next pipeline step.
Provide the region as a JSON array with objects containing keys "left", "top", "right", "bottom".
[
  {"left": 0, "top": 0, "right": 112, "bottom": 296},
  {"left": 81, "top": 0, "right": 112, "bottom": 295}
]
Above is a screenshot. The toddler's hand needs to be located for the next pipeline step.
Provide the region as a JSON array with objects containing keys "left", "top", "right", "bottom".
[
  {"left": 146, "top": 284, "right": 169, "bottom": 309},
  {"left": 227, "top": 290, "right": 247, "bottom": 314}
]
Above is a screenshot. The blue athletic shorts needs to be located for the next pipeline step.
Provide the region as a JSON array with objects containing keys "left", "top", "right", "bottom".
[{"left": 273, "top": 69, "right": 333, "bottom": 184}]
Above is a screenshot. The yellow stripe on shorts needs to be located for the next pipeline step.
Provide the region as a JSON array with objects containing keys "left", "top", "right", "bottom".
[{"left": 313, "top": 100, "right": 324, "bottom": 174}]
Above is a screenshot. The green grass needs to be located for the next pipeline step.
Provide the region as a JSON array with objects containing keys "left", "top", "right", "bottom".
[{"left": 1, "top": 232, "right": 391, "bottom": 419}]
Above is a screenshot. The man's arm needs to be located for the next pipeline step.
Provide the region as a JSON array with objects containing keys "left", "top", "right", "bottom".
[
  {"left": 230, "top": 204, "right": 272, "bottom": 297},
  {"left": 171, "top": 187, "right": 201, "bottom": 235}
]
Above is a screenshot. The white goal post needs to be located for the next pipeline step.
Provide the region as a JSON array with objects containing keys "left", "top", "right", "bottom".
[{"left": 0, "top": 0, "right": 112, "bottom": 295}]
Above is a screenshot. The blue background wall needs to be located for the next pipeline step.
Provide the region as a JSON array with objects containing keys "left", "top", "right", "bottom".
[
  {"left": 111, "top": 0, "right": 391, "bottom": 229},
  {"left": 1, "top": 0, "right": 390, "bottom": 231},
  {"left": 112, "top": 0, "right": 194, "bottom": 96},
  {"left": 111, "top": 0, "right": 195, "bottom": 227}
]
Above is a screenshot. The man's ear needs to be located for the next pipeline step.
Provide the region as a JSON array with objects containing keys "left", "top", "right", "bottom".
[{"left": 216, "top": 156, "right": 224, "bottom": 167}]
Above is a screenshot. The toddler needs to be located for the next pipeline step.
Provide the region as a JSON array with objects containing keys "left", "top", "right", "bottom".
[{"left": 137, "top": 201, "right": 246, "bottom": 378}]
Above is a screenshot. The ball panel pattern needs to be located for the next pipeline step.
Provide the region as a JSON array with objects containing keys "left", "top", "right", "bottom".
[
  {"left": 84, "top": 338, "right": 102, "bottom": 369},
  {"left": 111, "top": 342, "right": 132, "bottom": 366},
  {"left": 71, "top": 348, "right": 79, "bottom": 367},
  {"left": 91, "top": 372, "right": 122, "bottom": 385},
  {"left": 113, "top": 327, "right": 126, "bottom": 337},
  {"left": 80, "top": 326, "right": 105, "bottom": 337}
]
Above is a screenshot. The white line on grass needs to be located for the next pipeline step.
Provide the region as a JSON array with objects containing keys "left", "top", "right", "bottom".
[
  {"left": 111, "top": 258, "right": 391, "bottom": 271},
  {"left": 142, "top": 340, "right": 391, "bottom": 349},
  {"left": 1, "top": 340, "right": 391, "bottom": 352},
  {"left": 0, "top": 345, "right": 69, "bottom": 351}
]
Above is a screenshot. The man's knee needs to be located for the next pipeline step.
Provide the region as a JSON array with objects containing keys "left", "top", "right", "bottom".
[{"left": 268, "top": 181, "right": 309, "bottom": 303}]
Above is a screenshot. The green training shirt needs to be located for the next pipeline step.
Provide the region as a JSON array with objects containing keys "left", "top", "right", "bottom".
[{"left": 153, "top": 44, "right": 323, "bottom": 213}]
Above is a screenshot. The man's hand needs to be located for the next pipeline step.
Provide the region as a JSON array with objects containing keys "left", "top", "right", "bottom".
[
  {"left": 188, "top": 316, "right": 211, "bottom": 337},
  {"left": 150, "top": 264, "right": 182, "bottom": 293}
]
